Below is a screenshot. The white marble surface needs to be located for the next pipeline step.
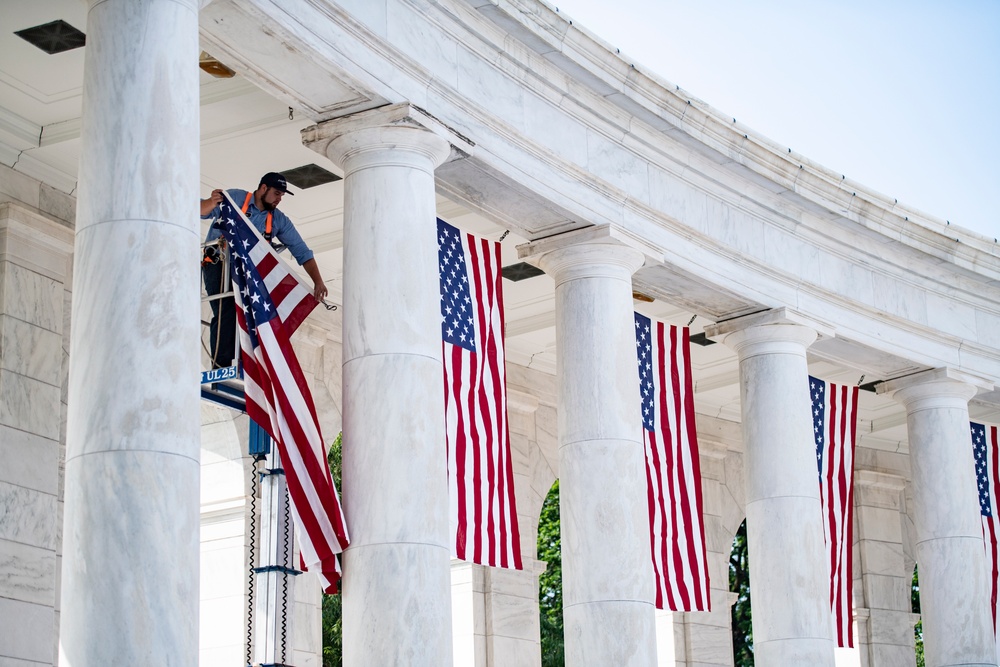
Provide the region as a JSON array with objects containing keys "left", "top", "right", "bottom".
[
  {"left": 884, "top": 370, "right": 995, "bottom": 667},
  {"left": 60, "top": 0, "right": 202, "bottom": 664},
  {"left": 533, "top": 241, "right": 657, "bottom": 666},
  {"left": 0, "top": 196, "right": 71, "bottom": 667},
  {"left": 712, "top": 314, "right": 835, "bottom": 667},
  {"left": 314, "top": 118, "right": 454, "bottom": 666}
]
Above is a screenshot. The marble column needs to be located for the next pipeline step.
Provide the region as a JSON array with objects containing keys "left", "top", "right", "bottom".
[
  {"left": 705, "top": 309, "right": 835, "bottom": 667},
  {"left": 880, "top": 368, "right": 995, "bottom": 667},
  {"left": 60, "top": 0, "right": 202, "bottom": 665},
  {"left": 304, "top": 105, "right": 462, "bottom": 666},
  {"left": 524, "top": 236, "right": 657, "bottom": 666}
]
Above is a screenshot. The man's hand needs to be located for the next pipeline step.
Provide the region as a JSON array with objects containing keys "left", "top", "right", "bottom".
[
  {"left": 313, "top": 280, "right": 329, "bottom": 302},
  {"left": 200, "top": 189, "right": 225, "bottom": 216},
  {"left": 302, "top": 259, "right": 327, "bottom": 302}
]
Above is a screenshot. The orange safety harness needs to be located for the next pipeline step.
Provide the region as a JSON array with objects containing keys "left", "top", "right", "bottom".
[{"left": 242, "top": 191, "right": 273, "bottom": 241}]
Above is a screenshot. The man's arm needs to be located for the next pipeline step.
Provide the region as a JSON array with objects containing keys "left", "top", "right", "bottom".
[
  {"left": 302, "top": 258, "right": 328, "bottom": 301},
  {"left": 200, "top": 189, "right": 224, "bottom": 216}
]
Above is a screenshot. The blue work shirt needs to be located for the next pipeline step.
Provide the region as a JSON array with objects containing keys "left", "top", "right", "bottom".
[{"left": 202, "top": 189, "right": 314, "bottom": 266}]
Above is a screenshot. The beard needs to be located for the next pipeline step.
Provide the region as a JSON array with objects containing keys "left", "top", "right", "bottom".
[{"left": 261, "top": 200, "right": 277, "bottom": 211}]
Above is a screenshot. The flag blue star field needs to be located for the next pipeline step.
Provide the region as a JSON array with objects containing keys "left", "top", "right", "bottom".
[
  {"left": 438, "top": 219, "right": 521, "bottom": 570},
  {"left": 810, "top": 376, "right": 859, "bottom": 648},
  {"left": 217, "top": 192, "right": 349, "bottom": 592},
  {"left": 971, "top": 420, "right": 1000, "bottom": 648},
  {"left": 634, "top": 313, "right": 709, "bottom": 611}
]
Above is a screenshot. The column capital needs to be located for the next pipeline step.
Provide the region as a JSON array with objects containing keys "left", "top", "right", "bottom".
[
  {"left": 517, "top": 223, "right": 656, "bottom": 286},
  {"left": 302, "top": 103, "right": 472, "bottom": 172},
  {"left": 704, "top": 307, "right": 833, "bottom": 358},
  {"left": 878, "top": 367, "right": 991, "bottom": 411},
  {"left": 535, "top": 241, "right": 645, "bottom": 285}
]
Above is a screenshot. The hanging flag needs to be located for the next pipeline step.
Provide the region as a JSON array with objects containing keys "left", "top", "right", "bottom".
[
  {"left": 971, "top": 420, "right": 1000, "bottom": 657},
  {"left": 810, "top": 376, "right": 859, "bottom": 648},
  {"left": 634, "top": 313, "right": 710, "bottom": 611},
  {"left": 438, "top": 218, "right": 522, "bottom": 570},
  {"left": 217, "top": 193, "right": 349, "bottom": 592}
]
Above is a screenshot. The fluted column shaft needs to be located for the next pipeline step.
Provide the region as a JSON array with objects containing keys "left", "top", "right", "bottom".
[
  {"left": 709, "top": 314, "right": 835, "bottom": 666},
  {"left": 61, "top": 1, "right": 202, "bottom": 665},
  {"left": 323, "top": 123, "right": 454, "bottom": 666},
  {"left": 538, "top": 242, "right": 657, "bottom": 667},
  {"left": 883, "top": 370, "right": 994, "bottom": 667}
]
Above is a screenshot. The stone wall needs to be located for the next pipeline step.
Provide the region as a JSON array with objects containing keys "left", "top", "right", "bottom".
[{"left": 0, "top": 163, "right": 73, "bottom": 667}]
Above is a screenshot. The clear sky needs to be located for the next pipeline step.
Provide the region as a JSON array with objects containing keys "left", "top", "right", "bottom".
[{"left": 551, "top": 0, "right": 999, "bottom": 241}]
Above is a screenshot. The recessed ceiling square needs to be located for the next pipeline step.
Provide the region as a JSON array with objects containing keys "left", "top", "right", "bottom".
[
  {"left": 282, "top": 163, "right": 342, "bottom": 189},
  {"left": 15, "top": 20, "right": 86, "bottom": 55},
  {"left": 502, "top": 262, "right": 545, "bottom": 282}
]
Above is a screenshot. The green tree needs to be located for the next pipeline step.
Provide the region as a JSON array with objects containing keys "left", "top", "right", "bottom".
[
  {"left": 730, "top": 520, "right": 753, "bottom": 666},
  {"left": 537, "top": 480, "right": 564, "bottom": 666},
  {"left": 322, "top": 433, "right": 344, "bottom": 667},
  {"left": 913, "top": 564, "right": 924, "bottom": 667}
]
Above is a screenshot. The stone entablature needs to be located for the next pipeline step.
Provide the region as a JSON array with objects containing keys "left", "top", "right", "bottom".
[{"left": 199, "top": 0, "right": 1000, "bottom": 389}]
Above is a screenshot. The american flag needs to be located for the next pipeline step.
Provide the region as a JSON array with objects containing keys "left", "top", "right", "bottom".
[
  {"left": 218, "top": 193, "right": 349, "bottom": 592},
  {"left": 634, "top": 313, "right": 710, "bottom": 611},
  {"left": 971, "top": 420, "right": 1000, "bottom": 652},
  {"left": 438, "top": 219, "right": 521, "bottom": 569},
  {"left": 810, "top": 376, "right": 859, "bottom": 648}
]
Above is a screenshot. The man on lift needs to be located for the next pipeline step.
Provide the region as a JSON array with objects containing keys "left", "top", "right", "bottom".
[{"left": 200, "top": 171, "right": 328, "bottom": 368}]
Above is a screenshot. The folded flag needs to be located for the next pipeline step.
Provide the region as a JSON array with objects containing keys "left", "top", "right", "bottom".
[
  {"left": 634, "top": 313, "right": 710, "bottom": 611},
  {"left": 438, "top": 218, "right": 522, "bottom": 569},
  {"left": 810, "top": 376, "right": 859, "bottom": 647},
  {"left": 218, "top": 192, "right": 349, "bottom": 592}
]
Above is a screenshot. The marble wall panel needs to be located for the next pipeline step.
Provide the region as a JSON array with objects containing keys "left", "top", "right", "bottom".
[
  {"left": 485, "top": 591, "right": 539, "bottom": 642},
  {"left": 0, "top": 539, "right": 56, "bottom": 607},
  {"left": 0, "top": 597, "right": 53, "bottom": 664},
  {"left": 585, "top": 129, "right": 649, "bottom": 202},
  {"left": 0, "top": 316, "right": 62, "bottom": 385},
  {"left": 0, "top": 481, "right": 57, "bottom": 551},
  {"left": 871, "top": 273, "right": 928, "bottom": 325},
  {"left": 683, "top": 622, "right": 735, "bottom": 665},
  {"left": 856, "top": 506, "right": 903, "bottom": 543},
  {"left": 523, "top": 95, "right": 589, "bottom": 168},
  {"left": 865, "top": 604, "right": 917, "bottom": 646},
  {"left": 975, "top": 309, "right": 1000, "bottom": 350},
  {"left": 858, "top": 540, "right": 905, "bottom": 577},
  {"left": 0, "top": 426, "right": 58, "bottom": 495},
  {"left": 0, "top": 165, "right": 40, "bottom": 211},
  {"left": 870, "top": 642, "right": 919, "bottom": 667},
  {"left": 0, "top": 264, "right": 62, "bottom": 333},
  {"left": 333, "top": 0, "right": 387, "bottom": 34},
  {"left": 925, "top": 291, "right": 978, "bottom": 341},
  {"left": 485, "top": 565, "right": 537, "bottom": 600},
  {"left": 647, "top": 164, "right": 710, "bottom": 234},
  {"left": 0, "top": 216, "right": 72, "bottom": 283},
  {"left": 0, "top": 370, "right": 61, "bottom": 441},
  {"left": 490, "top": 635, "right": 539, "bottom": 666},
  {"left": 456, "top": 44, "right": 525, "bottom": 131},
  {"left": 37, "top": 185, "right": 75, "bottom": 228},
  {"left": 392, "top": 6, "right": 463, "bottom": 83},
  {"left": 862, "top": 573, "right": 910, "bottom": 611}
]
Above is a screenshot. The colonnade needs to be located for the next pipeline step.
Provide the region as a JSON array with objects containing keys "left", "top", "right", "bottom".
[{"left": 53, "top": 1, "right": 998, "bottom": 666}]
